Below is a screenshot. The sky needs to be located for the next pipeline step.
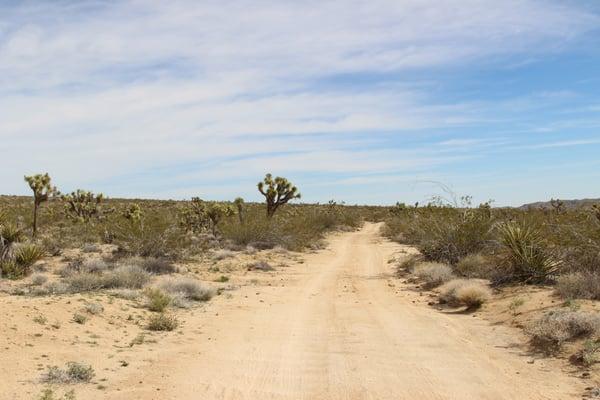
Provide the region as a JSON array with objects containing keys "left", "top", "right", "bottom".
[{"left": 1, "top": 1, "right": 600, "bottom": 206}]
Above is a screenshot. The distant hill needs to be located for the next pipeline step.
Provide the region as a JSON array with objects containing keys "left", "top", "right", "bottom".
[{"left": 519, "top": 198, "right": 600, "bottom": 210}]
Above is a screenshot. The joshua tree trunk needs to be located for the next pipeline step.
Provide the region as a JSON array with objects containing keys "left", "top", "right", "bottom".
[{"left": 32, "top": 201, "right": 39, "bottom": 238}]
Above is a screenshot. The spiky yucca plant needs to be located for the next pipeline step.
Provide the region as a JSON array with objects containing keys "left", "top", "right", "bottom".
[
  {"left": 0, "top": 223, "right": 25, "bottom": 260},
  {"left": 497, "top": 220, "right": 560, "bottom": 283}
]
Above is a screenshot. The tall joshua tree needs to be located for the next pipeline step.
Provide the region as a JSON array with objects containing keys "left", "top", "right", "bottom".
[
  {"left": 257, "top": 173, "right": 301, "bottom": 218},
  {"left": 24, "top": 173, "right": 57, "bottom": 237}
]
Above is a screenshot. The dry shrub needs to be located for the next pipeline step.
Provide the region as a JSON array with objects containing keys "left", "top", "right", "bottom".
[
  {"left": 84, "top": 302, "right": 104, "bottom": 315},
  {"left": 556, "top": 272, "right": 600, "bottom": 300},
  {"left": 528, "top": 310, "right": 600, "bottom": 350},
  {"left": 102, "top": 265, "right": 151, "bottom": 289},
  {"left": 413, "top": 262, "right": 454, "bottom": 288},
  {"left": 395, "top": 254, "right": 423, "bottom": 275},
  {"left": 455, "top": 253, "right": 493, "bottom": 278},
  {"left": 67, "top": 265, "right": 150, "bottom": 292},
  {"left": 139, "top": 257, "right": 176, "bottom": 274},
  {"left": 439, "top": 279, "right": 491, "bottom": 309},
  {"left": 30, "top": 273, "right": 48, "bottom": 286},
  {"left": 41, "top": 362, "right": 95, "bottom": 383},
  {"left": 158, "top": 277, "right": 214, "bottom": 301},
  {"left": 212, "top": 249, "right": 236, "bottom": 261},
  {"left": 247, "top": 261, "right": 274, "bottom": 271},
  {"left": 455, "top": 282, "right": 491, "bottom": 309},
  {"left": 147, "top": 313, "right": 178, "bottom": 331}
]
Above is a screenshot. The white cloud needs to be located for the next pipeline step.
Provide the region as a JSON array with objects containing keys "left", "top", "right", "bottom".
[{"left": 0, "top": 1, "right": 598, "bottom": 201}]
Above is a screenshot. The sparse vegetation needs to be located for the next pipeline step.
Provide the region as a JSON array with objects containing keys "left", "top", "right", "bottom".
[
  {"left": 413, "top": 262, "right": 454, "bottom": 289},
  {"left": 144, "top": 288, "right": 172, "bottom": 312},
  {"left": 147, "top": 313, "right": 179, "bottom": 331},
  {"left": 527, "top": 310, "right": 600, "bottom": 351},
  {"left": 556, "top": 272, "right": 600, "bottom": 300},
  {"left": 72, "top": 313, "right": 88, "bottom": 324},
  {"left": 158, "top": 277, "right": 214, "bottom": 301},
  {"left": 41, "top": 362, "right": 95, "bottom": 384}
]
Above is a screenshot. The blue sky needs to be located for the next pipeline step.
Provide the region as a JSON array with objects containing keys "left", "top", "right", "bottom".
[{"left": 1, "top": 1, "right": 600, "bottom": 206}]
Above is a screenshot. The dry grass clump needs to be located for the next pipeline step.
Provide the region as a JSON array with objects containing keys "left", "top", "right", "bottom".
[
  {"left": 439, "top": 279, "right": 491, "bottom": 309},
  {"left": 139, "top": 257, "right": 176, "bottom": 274},
  {"left": 413, "top": 262, "right": 454, "bottom": 288},
  {"left": 158, "top": 277, "right": 214, "bottom": 301},
  {"left": 99, "top": 265, "right": 151, "bottom": 289},
  {"left": 395, "top": 254, "right": 423, "bottom": 275},
  {"left": 147, "top": 313, "right": 178, "bottom": 331},
  {"left": 60, "top": 258, "right": 109, "bottom": 276},
  {"left": 66, "top": 265, "right": 151, "bottom": 292},
  {"left": 455, "top": 282, "right": 491, "bottom": 309},
  {"left": 212, "top": 249, "right": 236, "bottom": 261},
  {"left": 556, "top": 272, "right": 600, "bottom": 300},
  {"left": 41, "top": 362, "right": 95, "bottom": 383},
  {"left": 455, "top": 253, "right": 493, "bottom": 279},
  {"left": 247, "top": 261, "right": 274, "bottom": 271},
  {"left": 527, "top": 310, "right": 600, "bottom": 350},
  {"left": 31, "top": 273, "right": 48, "bottom": 286},
  {"left": 108, "top": 288, "right": 140, "bottom": 300},
  {"left": 83, "top": 302, "right": 104, "bottom": 315}
]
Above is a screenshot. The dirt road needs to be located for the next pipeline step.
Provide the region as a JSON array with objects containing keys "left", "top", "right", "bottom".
[{"left": 113, "top": 223, "right": 582, "bottom": 399}]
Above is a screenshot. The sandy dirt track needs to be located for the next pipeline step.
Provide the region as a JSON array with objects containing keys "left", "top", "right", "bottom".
[{"left": 102, "top": 222, "right": 582, "bottom": 400}]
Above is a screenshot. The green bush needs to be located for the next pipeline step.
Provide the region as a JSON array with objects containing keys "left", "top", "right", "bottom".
[{"left": 144, "top": 288, "right": 171, "bottom": 312}]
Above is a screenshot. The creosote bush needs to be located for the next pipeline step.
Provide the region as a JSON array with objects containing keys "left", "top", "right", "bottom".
[{"left": 413, "top": 262, "right": 454, "bottom": 289}]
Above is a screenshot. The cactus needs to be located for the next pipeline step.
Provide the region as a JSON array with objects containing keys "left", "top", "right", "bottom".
[
  {"left": 61, "top": 189, "right": 105, "bottom": 223},
  {"left": 123, "top": 203, "right": 143, "bottom": 224},
  {"left": 257, "top": 174, "right": 301, "bottom": 218},
  {"left": 24, "top": 173, "right": 58, "bottom": 237},
  {"left": 233, "top": 197, "right": 245, "bottom": 224}
]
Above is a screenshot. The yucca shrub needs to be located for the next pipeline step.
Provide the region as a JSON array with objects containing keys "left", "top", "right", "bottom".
[
  {"left": 496, "top": 220, "right": 560, "bottom": 284},
  {"left": 0, "top": 243, "right": 45, "bottom": 278}
]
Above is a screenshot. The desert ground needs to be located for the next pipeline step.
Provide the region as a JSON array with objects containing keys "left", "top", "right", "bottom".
[{"left": 2, "top": 222, "right": 593, "bottom": 400}]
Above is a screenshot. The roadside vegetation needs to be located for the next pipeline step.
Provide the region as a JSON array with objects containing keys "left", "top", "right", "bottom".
[{"left": 385, "top": 194, "right": 600, "bottom": 367}]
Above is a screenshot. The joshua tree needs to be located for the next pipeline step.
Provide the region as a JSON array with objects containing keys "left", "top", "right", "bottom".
[
  {"left": 61, "top": 190, "right": 105, "bottom": 223},
  {"left": 24, "top": 173, "right": 57, "bottom": 237},
  {"left": 233, "top": 197, "right": 245, "bottom": 224},
  {"left": 206, "top": 203, "right": 235, "bottom": 235},
  {"left": 257, "top": 173, "right": 301, "bottom": 218}
]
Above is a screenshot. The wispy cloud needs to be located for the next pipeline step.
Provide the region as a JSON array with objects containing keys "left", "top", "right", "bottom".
[{"left": 0, "top": 1, "right": 599, "bottom": 204}]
